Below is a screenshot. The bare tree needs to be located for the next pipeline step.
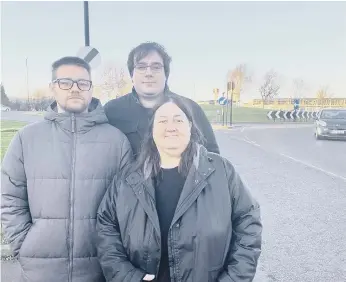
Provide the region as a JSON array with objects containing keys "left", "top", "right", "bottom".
[
  {"left": 101, "top": 66, "right": 124, "bottom": 99},
  {"left": 227, "top": 64, "right": 252, "bottom": 102},
  {"left": 316, "top": 85, "right": 334, "bottom": 107},
  {"left": 259, "top": 69, "right": 280, "bottom": 108},
  {"left": 292, "top": 78, "right": 305, "bottom": 98},
  {"left": 98, "top": 63, "right": 132, "bottom": 101},
  {"left": 316, "top": 85, "right": 332, "bottom": 99},
  {"left": 32, "top": 87, "right": 51, "bottom": 100}
]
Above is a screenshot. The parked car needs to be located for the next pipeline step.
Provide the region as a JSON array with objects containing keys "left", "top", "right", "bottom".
[
  {"left": 314, "top": 108, "right": 346, "bottom": 140},
  {"left": 1, "top": 104, "right": 11, "bottom": 111}
]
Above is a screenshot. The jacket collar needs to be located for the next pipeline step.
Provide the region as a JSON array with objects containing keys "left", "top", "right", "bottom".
[
  {"left": 125, "top": 145, "right": 215, "bottom": 187},
  {"left": 43, "top": 97, "right": 108, "bottom": 133},
  {"left": 125, "top": 145, "right": 216, "bottom": 231},
  {"left": 130, "top": 84, "right": 172, "bottom": 105}
]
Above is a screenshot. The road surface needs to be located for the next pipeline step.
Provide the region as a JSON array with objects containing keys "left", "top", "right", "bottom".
[
  {"left": 1, "top": 111, "right": 43, "bottom": 123},
  {"left": 216, "top": 125, "right": 346, "bottom": 282},
  {"left": 1, "top": 115, "right": 345, "bottom": 282}
]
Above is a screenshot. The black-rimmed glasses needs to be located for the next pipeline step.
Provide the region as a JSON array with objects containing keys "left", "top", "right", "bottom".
[
  {"left": 134, "top": 63, "right": 164, "bottom": 74},
  {"left": 52, "top": 78, "right": 92, "bottom": 91}
]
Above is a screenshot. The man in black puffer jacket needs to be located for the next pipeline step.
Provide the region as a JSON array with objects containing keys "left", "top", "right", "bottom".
[{"left": 104, "top": 42, "right": 220, "bottom": 159}]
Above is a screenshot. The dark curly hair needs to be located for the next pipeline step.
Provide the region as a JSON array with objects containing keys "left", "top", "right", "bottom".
[{"left": 127, "top": 42, "right": 172, "bottom": 78}]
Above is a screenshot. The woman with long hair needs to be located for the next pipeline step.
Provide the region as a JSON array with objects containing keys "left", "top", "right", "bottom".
[{"left": 96, "top": 95, "right": 262, "bottom": 282}]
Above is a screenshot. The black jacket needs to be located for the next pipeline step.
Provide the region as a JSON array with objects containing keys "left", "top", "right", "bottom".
[
  {"left": 96, "top": 145, "right": 262, "bottom": 282},
  {"left": 104, "top": 89, "right": 220, "bottom": 158}
]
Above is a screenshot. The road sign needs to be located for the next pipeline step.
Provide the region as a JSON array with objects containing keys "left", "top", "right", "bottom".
[
  {"left": 267, "top": 111, "right": 273, "bottom": 119},
  {"left": 267, "top": 110, "right": 279, "bottom": 120},
  {"left": 293, "top": 98, "right": 300, "bottom": 110},
  {"left": 267, "top": 110, "right": 318, "bottom": 121},
  {"left": 218, "top": 96, "right": 228, "bottom": 106},
  {"left": 77, "top": 46, "right": 101, "bottom": 69}
]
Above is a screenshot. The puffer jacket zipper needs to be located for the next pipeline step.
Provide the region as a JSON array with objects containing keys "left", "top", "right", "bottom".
[{"left": 68, "top": 114, "right": 77, "bottom": 282}]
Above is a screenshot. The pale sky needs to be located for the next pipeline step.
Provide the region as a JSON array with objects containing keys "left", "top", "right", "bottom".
[{"left": 1, "top": 1, "right": 346, "bottom": 101}]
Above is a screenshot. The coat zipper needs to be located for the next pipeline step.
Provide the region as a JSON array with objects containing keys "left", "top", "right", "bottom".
[
  {"left": 147, "top": 194, "right": 162, "bottom": 280},
  {"left": 155, "top": 248, "right": 162, "bottom": 281},
  {"left": 68, "top": 114, "right": 77, "bottom": 282}
]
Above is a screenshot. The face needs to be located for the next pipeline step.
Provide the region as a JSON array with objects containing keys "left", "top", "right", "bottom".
[
  {"left": 50, "top": 65, "right": 92, "bottom": 113},
  {"left": 153, "top": 102, "right": 192, "bottom": 157},
  {"left": 132, "top": 51, "right": 166, "bottom": 98}
]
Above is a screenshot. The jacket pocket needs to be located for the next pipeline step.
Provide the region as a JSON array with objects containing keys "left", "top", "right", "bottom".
[
  {"left": 18, "top": 224, "right": 33, "bottom": 258},
  {"left": 205, "top": 230, "right": 228, "bottom": 271},
  {"left": 208, "top": 268, "right": 222, "bottom": 281}
]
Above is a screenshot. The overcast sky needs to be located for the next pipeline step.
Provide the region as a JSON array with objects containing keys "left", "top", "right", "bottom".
[{"left": 2, "top": 1, "right": 345, "bottom": 101}]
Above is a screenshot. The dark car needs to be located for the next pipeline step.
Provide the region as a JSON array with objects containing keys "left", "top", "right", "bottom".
[{"left": 314, "top": 108, "right": 346, "bottom": 140}]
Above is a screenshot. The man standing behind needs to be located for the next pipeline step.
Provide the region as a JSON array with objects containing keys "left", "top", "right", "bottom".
[
  {"left": 1, "top": 57, "right": 132, "bottom": 282},
  {"left": 104, "top": 42, "right": 220, "bottom": 158}
]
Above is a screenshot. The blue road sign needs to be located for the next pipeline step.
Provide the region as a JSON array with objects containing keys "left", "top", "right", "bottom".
[
  {"left": 293, "top": 98, "right": 300, "bottom": 110},
  {"left": 218, "top": 96, "right": 228, "bottom": 106}
]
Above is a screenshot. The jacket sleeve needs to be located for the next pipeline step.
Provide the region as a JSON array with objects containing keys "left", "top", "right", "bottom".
[
  {"left": 103, "top": 101, "right": 112, "bottom": 123},
  {"left": 190, "top": 101, "right": 220, "bottom": 154},
  {"left": 218, "top": 160, "right": 262, "bottom": 282},
  {"left": 1, "top": 131, "right": 32, "bottom": 258},
  {"left": 118, "top": 136, "right": 134, "bottom": 178},
  {"left": 96, "top": 178, "right": 146, "bottom": 282}
]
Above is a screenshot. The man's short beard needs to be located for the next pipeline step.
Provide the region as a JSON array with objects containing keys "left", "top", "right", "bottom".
[{"left": 57, "top": 103, "right": 88, "bottom": 114}]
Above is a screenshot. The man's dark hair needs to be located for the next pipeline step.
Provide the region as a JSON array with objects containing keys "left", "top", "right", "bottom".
[
  {"left": 128, "top": 95, "right": 205, "bottom": 180},
  {"left": 127, "top": 42, "right": 172, "bottom": 78},
  {"left": 51, "top": 56, "right": 91, "bottom": 81}
]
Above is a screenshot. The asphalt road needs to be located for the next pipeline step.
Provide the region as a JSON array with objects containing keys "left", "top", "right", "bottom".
[
  {"left": 1, "top": 111, "right": 43, "bottom": 123},
  {"left": 216, "top": 125, "right": 346, "bottom": 282},
  {"left": 1, "top": 114, "right": 345, "bottom": 282}
]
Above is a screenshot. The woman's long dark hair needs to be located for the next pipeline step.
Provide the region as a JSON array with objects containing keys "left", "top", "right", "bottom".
[{"left": 131, "top": 95, "right": 205, "bottom": 180}]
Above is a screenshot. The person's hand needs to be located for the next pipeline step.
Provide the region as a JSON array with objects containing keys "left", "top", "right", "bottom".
[{"left": 143, "top": 274, "right": 155, "bottom": 281}]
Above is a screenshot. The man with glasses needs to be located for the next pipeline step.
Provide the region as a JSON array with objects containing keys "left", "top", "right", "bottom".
[
  {"left": 1, "top": 56, "right": 132, "bottom": 282},
  {"left": 104, "top": 42, "right": 220, "bottom": 159}
]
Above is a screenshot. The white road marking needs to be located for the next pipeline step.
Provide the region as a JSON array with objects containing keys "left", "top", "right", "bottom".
[
  {"left": 280, "top": 153, "right": 346, "bottom": 182},
  {"left": 243, "top": 136, "right": 261, "bottom": 147},
  {"left": 229, "top": 132, "right": 346, "bottom": 182}
]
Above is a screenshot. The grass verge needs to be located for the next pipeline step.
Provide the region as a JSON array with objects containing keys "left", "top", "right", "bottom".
[
  {"left": 200, "top": 105, "right": 270, "bottom": 123},
  {"left": 1, "top": 120, "right": 27, "bottom": 252},
  {"left": 1, "top": 121, "right": 27, "bottom": 161}
]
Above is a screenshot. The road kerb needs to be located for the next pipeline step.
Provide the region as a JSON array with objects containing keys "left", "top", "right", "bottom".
[{"left": 212, "top": 125, "right": 232, "bottom": 130}]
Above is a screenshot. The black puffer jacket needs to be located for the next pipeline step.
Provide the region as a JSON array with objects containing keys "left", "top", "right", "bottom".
[
  {"left": 96, "top": 145, "right": 262, "bottom": 282},
  {"left": 104, "top": 88, "right": 220, "bottom": 158},
  {"left": 1, "top": 98, "right": 132, "bottom": 282}
]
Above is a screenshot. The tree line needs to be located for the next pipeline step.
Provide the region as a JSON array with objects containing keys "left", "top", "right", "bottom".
[
  {"left": 1, "top": 83, "right": 53, "bottom": 111},
  {"left": 226, "top": 64, "right": 335, "bottom": 108},
  {"left": 1, "top": 62, "right": 132, "bottom": 111},
  {"left": 2, "top": 63, "right": 337, "bottom": 111}
]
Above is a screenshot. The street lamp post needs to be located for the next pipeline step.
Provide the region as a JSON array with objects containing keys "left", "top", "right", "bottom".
[
  {"left": 26, "top": 57, "right": 30, "bottom": 106},
  {"left": 84, "top": 1, "right": 90, "bottom": 46},
  {"left": 227, "top": 81, "right": 235, "bottom": 127}
]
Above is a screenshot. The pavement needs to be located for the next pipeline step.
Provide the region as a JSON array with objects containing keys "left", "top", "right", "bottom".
[{"left": 1, "top": 113, "right": 346, "bottom": 281}]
